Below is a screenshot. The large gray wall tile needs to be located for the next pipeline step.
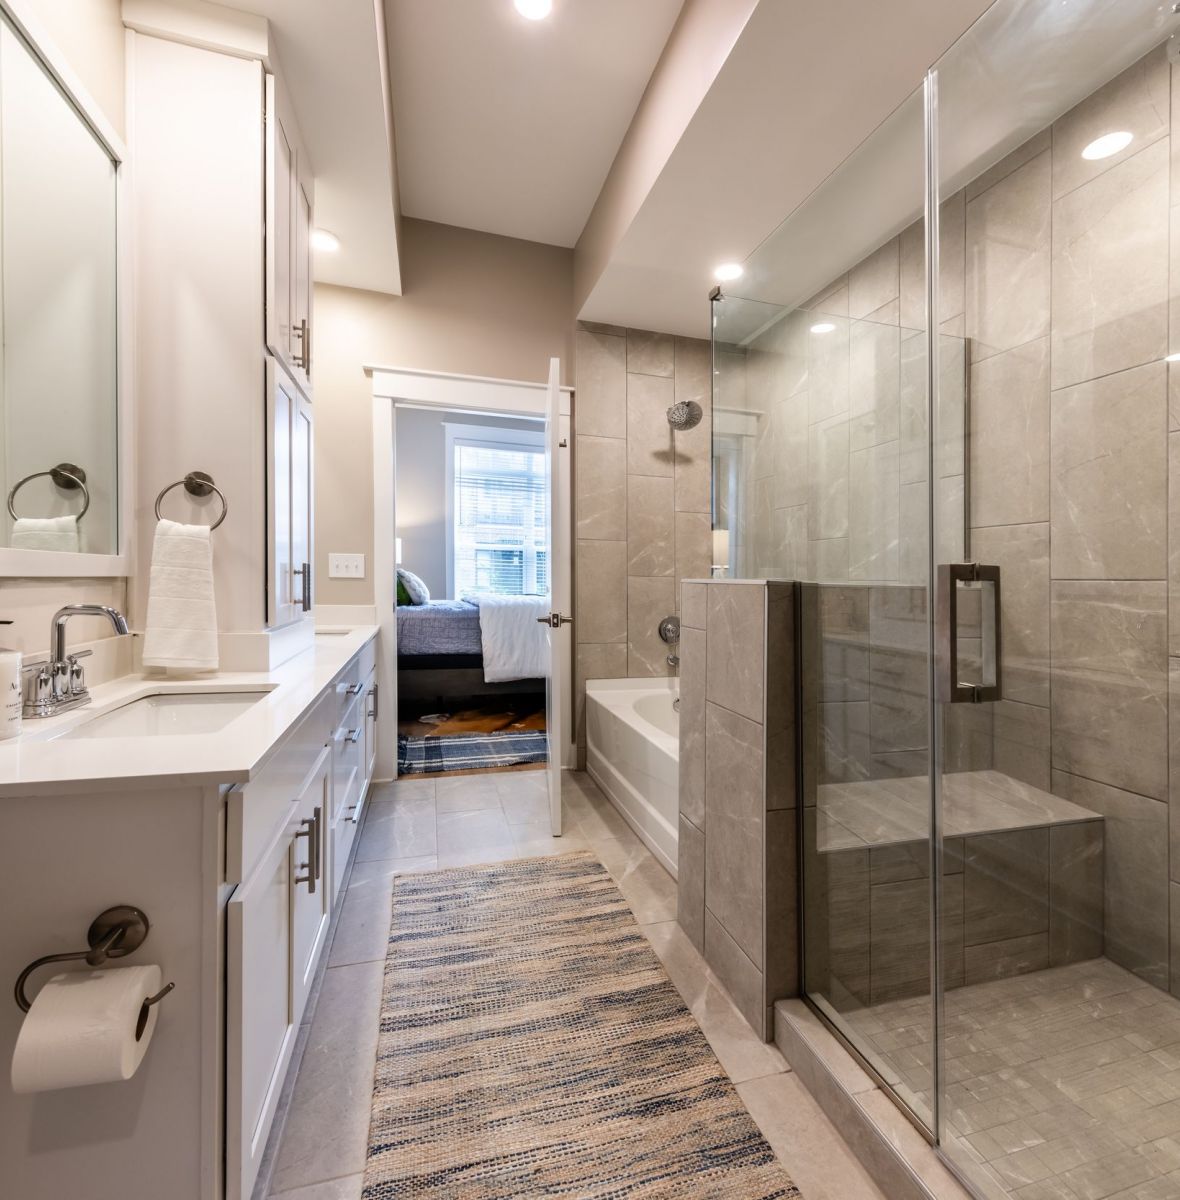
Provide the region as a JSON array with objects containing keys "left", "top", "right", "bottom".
[
  {"left": 674, "top": 511, "right": 712, "bottom": 597},
  {"left": 705, "top": 701, "right": 765, "bottom": 969},
  {"left": 1051, "top": 138, "right": 1168, "bottom": 389},
  {"left": 765, "top": 809, "right": 799, "bottom": 1004},
  {"left": 1048, "top": 822, "right": 1104, "bottom": 967},
  {"left": 964, "top": 150, "right": 1051, "bottom": 361},
  {"left": 626, "top": 576, "right": 676, "bottom": 677},
  {"left": 627, "top": 474, "right": 675, "bottom": 577},
  {"left": 963, "top": 829, "right": 1049, "bottom": 947},
  {"left": 681, "top": 582, "right": 707, "bottom": 630},
  {"left": 625, "top": 371, "right": 675, "bottom": 477},
  {"left": 849, "top": 319, "right": 900, "bottom": 451},
  {"left": 575, "top": 540, "right": 627, "bottom": 644},
  {"left": 971, "top": 523, "right": 1050, "bottom": 707},
  {"left": 808, "top": 415, "right": 850, "bottom": 541},
  {"left": 575, "top": 435, "right": 626, "bottom": 540},
  {"left": 706, "top": 583, "right": 766, "bottom": 722},
  {"left": 1050, "top": 580, "right": 1168, "bottom": 801},
  {"left": 848, "top": 237, "right": 900, "bottom": 321},
  {"left": 574, "top": 643, "right": 629, "bottom": 751},
  {"left": 627, "top": 328, "right": 674, "bottom": 377},
  {"left": 1050, "top": 360, "right": 1166, "bottom": 580},
  {"left": 968, "top": 338, "right": 1050, "bottom": 527},
  {"left": 992, "top": 700, "right": 1051, "bottom": 792},
  {"left": 848, "top": 440, "right": 900, "bottom": 582},
  {"left": 1053, "top": 771, "right": 1168, "bottom": 989},
  {"left": 765, "top": 583, "right": 798, "bottom": 812},
  {"left": 679, "top": 625, "right": 706, "bottom": 829},
  {"left": 964, "top": 933, "right": 1048, "bottom": 986},
  {"left": 704, "top": 909, "right": 766, "bottom": 1038},
  {"left": 677, "top": 815, "right": 705, "bottom": 954},
  {"left": 575, "top": 328, "right": 626, "bottom": 438}
]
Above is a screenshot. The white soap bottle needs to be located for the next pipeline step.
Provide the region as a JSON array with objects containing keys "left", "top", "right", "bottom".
[{"left": 0, "top": 621, "right": 21, "bottom": 739}]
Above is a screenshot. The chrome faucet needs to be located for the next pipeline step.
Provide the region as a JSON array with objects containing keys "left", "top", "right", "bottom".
[{"left": 22, "top": 604, "right": 129, "bottom": 718}]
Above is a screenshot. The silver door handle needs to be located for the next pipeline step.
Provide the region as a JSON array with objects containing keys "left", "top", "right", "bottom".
[
  {"left": 293, "top": 811, "right": 318, "bottom": 893},
  {"left": 536, "top": 612, "right": 573, "bottom": 628},
  {"left": 367, "top": 684, "right": 378, "bottom": 720},
  {"left": 936, "top": 563, "right": 1002, "bottom": 704},
  {"left": 293, "top": 317, "right": 310, "bottom": 372},
  {"left": 293, "top": 562, "right": 312, "bottom": 611},
  {"left": 345, "top": 728, "right": 361, "bottom": 744}
]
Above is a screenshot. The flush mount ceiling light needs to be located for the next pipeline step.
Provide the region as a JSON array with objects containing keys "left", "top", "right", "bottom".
[
  {"left": 713, "top": 262, "right": 743, "bottom": 282},
  {"left": 810, "top": 321, "right": 836, "bottom": 334},
  {"left": 1167, "top": 353, "right": 1180, "bottom": 363},
  {"left": 311, "top": 228, "right": 340, "bottom": 252},
  {"left": 1081, "top": 130, "right": 1133, "bottom": 161},
  {"left": 514, "top": 0, "right": 552, "bottom": 18}
]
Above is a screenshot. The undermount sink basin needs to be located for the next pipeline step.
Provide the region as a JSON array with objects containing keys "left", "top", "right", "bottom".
[{"left": 61, "top": 691, "right": 271, "bottom": 739}]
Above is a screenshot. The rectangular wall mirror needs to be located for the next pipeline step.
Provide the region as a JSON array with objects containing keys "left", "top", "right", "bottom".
[{"left": 0, "top": 3, "right": 125, "bottom": 573}]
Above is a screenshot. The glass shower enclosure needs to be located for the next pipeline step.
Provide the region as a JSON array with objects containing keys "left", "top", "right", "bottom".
[{"left": 713, "top": 1, "right": 1180, "bottom": 1195}]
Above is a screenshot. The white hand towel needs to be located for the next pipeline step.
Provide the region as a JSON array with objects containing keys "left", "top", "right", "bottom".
[
  {"left": 141, "top": 519, "right": 219, "bottom": 671},
  {"left": 11, "top": 515, "right": 80, "bottom": 552}
]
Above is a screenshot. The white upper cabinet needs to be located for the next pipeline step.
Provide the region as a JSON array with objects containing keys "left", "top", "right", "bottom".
[
  {"left": 268, "top": 356, "right": 313, "bottom": 627},
  {"left": 265, "top": 73, "right": 314, "bottom": 396}
]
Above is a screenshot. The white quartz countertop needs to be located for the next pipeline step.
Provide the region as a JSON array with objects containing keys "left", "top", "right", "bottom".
[{"left": 0, "top": 626, "right": 379, "bottom": 797}]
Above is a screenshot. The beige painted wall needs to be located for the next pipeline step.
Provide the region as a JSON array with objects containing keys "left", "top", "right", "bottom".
[
  {"left": 27, "top": 0, "right": 125, "bottom": 136},
  {"left": 2, "top": 0, "right": 127, "bottom": 660},
  {"left": 315, "top": 217, "right": 574, "bottom": 606}
]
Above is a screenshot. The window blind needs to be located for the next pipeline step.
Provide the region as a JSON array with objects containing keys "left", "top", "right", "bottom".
[{"left": 452, "top": 439, "right": 548, "bottom": 596}]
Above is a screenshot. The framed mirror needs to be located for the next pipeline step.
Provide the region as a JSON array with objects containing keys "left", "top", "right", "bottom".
[{"left": 0, "top": 0, "right": 128, "bottom": 576}]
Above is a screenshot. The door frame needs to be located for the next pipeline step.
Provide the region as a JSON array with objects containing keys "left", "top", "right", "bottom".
[{"left": 367, "top": 364, "right": 574, "bottom": 784}]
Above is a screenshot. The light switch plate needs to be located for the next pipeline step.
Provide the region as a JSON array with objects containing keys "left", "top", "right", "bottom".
[{"left": 328, "top": 553, "right": 365, "bottom": 579}]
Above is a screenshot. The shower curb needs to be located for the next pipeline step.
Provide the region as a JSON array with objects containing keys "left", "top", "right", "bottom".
[{"left": 773, "top": 999, "right": 977, "bottom": 1200}]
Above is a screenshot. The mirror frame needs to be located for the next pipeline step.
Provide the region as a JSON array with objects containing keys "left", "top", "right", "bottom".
[{"left": 0, "top": 0, "right": 132, "bottom": 578}]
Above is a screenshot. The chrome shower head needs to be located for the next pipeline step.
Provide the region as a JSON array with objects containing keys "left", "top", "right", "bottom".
[{"left": 666, "top": 400, "right": 703, "bottom": 431}]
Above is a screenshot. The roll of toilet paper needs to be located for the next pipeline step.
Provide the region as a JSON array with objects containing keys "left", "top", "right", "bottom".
[{"left": 11, "top": 964, "right": 163, "bottom": 1094}]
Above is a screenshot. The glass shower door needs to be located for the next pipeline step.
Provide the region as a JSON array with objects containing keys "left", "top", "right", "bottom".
[{"left": 931, "top": 1, "right": 1176, "bottom": 1195}]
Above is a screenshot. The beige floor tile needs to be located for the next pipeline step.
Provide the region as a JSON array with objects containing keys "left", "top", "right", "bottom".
[
  {"left": 642, "top": 919, "right": 714, "bottom": 1010},
  {"left": 373, "top": 777, "right": 435, "bottom": 803},
  {"left": 738, "top": 1071, "right": 888, "bottom": 1200},
  {"left": 270, "top": 961, "right": 384, "bottom": 1194},
  {"left": 501, "top": 788, "right": 553, "bottom": 825},
  {"left": 510, "top": 819, "right": 589, "bottom": 858},
  {"left": 271, "top": 1173, "right": 363, "bottom": 1199},
  {"left": 436, "top": 808, "right": 516, "bottom": 854},
  {"left": 692, "top": 979, "right": 789, "bottom": 1084},
  {"left": 328, "top": 871, "right": 394, "bottom": 968},
  {"left": 346, "top": 856, "right": 438, "bottom": 887},
  {"left": 354, "top": 797, "right": 436, "bottom": 860},
  {"left": 594, "top": 835, "right": 677, "bottom": 923},
  {"left": 435, "top": 774, "right": 504, "bottom": 813}
]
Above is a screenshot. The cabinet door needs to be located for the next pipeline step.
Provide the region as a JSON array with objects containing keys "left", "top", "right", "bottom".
[
  {"left": 291, "top": 745, "right": 331, "bottom": 1022},
  {"left": 227, "top": 802, "right": 296, "bottom": 1200},
  {"left": 293, "top": 174, "right": 313, "bottom": 390},
  {"left": 292, "top": 389, "right": 313, "bottom": 613},
  {"left": 264, "top": 74, "right": 294, "bottom": 371},
  {"left": 364, "top": 674, "right": 378, "bottom": 790},
  {"left": 268, "top": 358, "right": 314, "bottom": 626}
]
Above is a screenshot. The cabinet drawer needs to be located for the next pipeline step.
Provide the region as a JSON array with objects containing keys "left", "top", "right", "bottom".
[
  {"left": 332, "top": 637, "right": 377, "bottom": 701},
  {"left": 331, "top": 690, "right": 363, "bottom": 825},
  {"left": 227, "top": 689, "right": 333, "bottom": 885}
]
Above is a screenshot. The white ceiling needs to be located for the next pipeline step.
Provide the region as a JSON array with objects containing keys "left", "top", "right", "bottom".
[
  {"left": 213, "top": 0, "right": 403, "bottom": 295},
  {"left": 385, "top": 0, "right": 683, "bottom": 248},
  {"left": 579, "top": 0, "right": 1000, "bottom": 337}
]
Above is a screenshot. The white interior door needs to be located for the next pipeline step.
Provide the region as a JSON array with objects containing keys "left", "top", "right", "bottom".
[{"left": 543, "top": 356, "right": 569, "bottom": 835}]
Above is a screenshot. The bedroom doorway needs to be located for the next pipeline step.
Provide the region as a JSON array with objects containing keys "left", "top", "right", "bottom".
[{"left": 370, "top": 360, "right": 573, "bottom": 834}]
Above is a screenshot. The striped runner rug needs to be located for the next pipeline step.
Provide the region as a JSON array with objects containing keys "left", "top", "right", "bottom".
[
  {"left": 397, "top": 730, "right": 548, "bottom": 775},
  {"left": 363, "top": 852, "right": 802, "bottom": 1198}
]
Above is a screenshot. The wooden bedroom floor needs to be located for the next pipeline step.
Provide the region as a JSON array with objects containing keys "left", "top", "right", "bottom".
[{"left": 397, "top": 701, "right": 546, "bottom": 738}]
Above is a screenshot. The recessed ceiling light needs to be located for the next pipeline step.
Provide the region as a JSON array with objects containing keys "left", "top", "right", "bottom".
[
  {"left": 1167, "top": 352, "right": 1180, "bottom": 363},
  {"left": 1081, "top": 131, "right": 1133, "bottom": 161},
  {"left": 810, "top": 322, "right": 836, "bottom": 334},
  {"left": 514, "top": 0, "right": 552, "bottom": 18},
  {"left": 311, "top": 228, "right": 340, "bottom": 252},
  {"left": 714, "top": 262, "right": 743, "bottom": 282}
]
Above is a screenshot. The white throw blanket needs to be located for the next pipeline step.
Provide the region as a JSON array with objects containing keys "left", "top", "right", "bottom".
[
  {"left": 465, "top": 593, "right": 550, "bottom": 682},
  {"left": 142, "top": 519, "right": 219, "bottom": 671},
  {"left": 11, "top": 515, "right": 79, "bottom": 552}
]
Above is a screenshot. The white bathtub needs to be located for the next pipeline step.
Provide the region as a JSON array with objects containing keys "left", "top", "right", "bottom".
[{"left": 584, "top": 677, "right": 679, "bottom": 877}]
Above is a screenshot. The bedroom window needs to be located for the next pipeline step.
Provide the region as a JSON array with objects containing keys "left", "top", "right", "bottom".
[{"left": 445, "top": 422, "right": 548, "bottom": 598}]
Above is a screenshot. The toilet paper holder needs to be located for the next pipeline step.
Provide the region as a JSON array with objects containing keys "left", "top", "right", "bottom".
[{"left": 14, "top": 904, "right": 175, "bottom": 1037}]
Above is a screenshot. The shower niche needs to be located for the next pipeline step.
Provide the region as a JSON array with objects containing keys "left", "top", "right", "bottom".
[{"left": 713, "top": 2, "right": 1180, "bottom": 1196}]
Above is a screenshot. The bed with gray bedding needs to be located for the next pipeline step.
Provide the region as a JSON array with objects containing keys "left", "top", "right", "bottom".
[{"left": 396, "top": 599, "right": 542, "bottom": 700}]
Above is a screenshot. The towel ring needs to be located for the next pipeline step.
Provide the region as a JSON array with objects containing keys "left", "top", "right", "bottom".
[
  {"left": 154, "top": 472, "right": 227, "bottom": 530},
  {"left": 7, "top": 463, "right": 89, "bottom": 522}
]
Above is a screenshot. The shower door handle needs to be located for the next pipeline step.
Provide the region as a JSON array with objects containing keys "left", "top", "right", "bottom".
[{"left": 936, "top": 563, "right": 1002, "bottom": 704}]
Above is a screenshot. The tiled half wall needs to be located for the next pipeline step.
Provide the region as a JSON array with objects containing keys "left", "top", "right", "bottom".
[
  {"left": 676, "top": 578, "right": 799, "bottom": 1039},
  {"left": 573, "top": 323, "right": 711, "bottom": 756}
]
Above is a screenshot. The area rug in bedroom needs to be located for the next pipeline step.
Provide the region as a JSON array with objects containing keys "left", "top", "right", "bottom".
[
  {"left": 362, "top": 852, "right": 801, "bottom": 1199},
  {"left": 396, "top": 728, "right": 548, "bottom": 775}
]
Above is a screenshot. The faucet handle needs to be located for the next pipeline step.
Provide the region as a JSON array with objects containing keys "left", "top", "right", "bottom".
[
  {"left": 67, "top": 650, "right": 92, "bottom": 696},
  {"left": 66, "top": 649, "right": 93, "bottom": 662}
]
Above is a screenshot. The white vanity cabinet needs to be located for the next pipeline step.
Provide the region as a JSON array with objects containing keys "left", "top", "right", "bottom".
[{"left": 265, "top": 72, "right": 314, "bottom": 395}]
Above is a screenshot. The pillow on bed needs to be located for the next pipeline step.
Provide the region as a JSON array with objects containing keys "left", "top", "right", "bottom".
[
  {"left": 397, "top": 567, "right": 430, "bottom": 605},
  {"left": 396, "top": 577, "right": 413, "bottom": 606}
]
